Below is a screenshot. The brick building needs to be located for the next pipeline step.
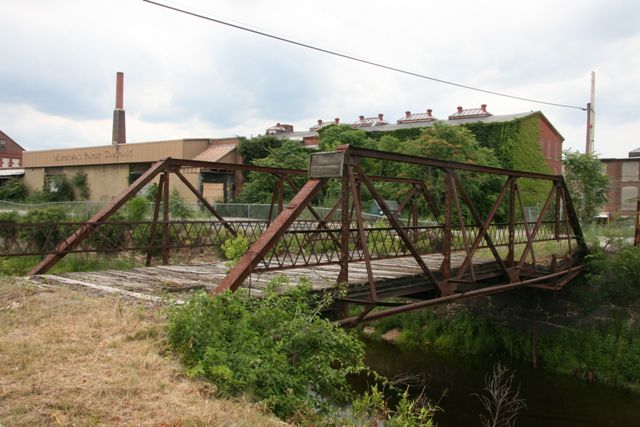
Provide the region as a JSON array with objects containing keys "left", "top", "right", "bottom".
[
  {"left": 601, "top": 149, "right": 640, "bottom": 217},
  {"left": 265, "top": 105, "right": 564, "bottom": 174},
  {"left": 0, "top": 130, "right": 25, "bottom": 168}
]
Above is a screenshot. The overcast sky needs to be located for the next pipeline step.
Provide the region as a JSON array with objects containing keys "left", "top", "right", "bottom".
[{"left": 1, "top": 0, "right": 638, "bottom": 158}]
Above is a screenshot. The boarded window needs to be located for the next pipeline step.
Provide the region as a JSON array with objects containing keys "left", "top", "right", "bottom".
[
  {"left": 621, "top": 186, "right": 639, "bottom": 210},
  {"left": 621, "top": 162, "right": 639, "bottom": 182},
  {"left": 202, "top": 182, "right": 225, "bottom": 203}
]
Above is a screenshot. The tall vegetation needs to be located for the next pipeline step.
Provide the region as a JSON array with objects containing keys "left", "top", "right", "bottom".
[
  {"left": 238, "top": 140, "right": 311, "bottom": 203},
  {"left": 167, "top": 279, "right": 368, "bottom": 420},
  {"left": 563, "top": 150, "right": 608, "bottom": 222},
  {"left": 0, "top": 178, "right": 27, "bottom": 201}
]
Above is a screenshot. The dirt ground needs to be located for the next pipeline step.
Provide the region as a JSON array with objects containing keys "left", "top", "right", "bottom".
[{"left": 0, "top": 279, "right": 287, "bottom": 427}]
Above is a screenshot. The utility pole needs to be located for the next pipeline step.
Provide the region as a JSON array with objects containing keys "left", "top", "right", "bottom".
[{"left": 585, "top": 71, "right": 595, "bottom": 154}]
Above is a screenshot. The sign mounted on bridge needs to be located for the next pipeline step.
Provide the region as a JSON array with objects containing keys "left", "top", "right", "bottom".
[{"left": 308, "top": 151, "right": 345, "bottom": 178}]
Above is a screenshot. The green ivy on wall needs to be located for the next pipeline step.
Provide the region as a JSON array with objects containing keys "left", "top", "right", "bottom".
[{"left": 464, "top": 115, "right": 552, "bottom": 207}]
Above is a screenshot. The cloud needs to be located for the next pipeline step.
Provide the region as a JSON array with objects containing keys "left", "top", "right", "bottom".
[{"left": 0, "top": 0, "right": 639, "bottom": 159}]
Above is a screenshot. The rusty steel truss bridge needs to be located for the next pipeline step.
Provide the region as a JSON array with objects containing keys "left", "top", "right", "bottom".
[{"left": 7, "top": 145, "right": 585, "bottom": 326}]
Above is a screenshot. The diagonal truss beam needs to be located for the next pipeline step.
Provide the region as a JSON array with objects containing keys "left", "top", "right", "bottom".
[
  {"left": 215, "top": 178, "right": 327, "bottom": 293},
  {"left": 28, "top": 158, "right": 172, "bottom": 276}
]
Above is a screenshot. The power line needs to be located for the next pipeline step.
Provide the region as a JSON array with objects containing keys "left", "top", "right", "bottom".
[{"left": 143, "top": 0, "right": 587, "bottom": 111}]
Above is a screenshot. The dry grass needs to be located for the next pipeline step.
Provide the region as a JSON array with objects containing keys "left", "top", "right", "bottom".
[{"left": 0, "top": 279, "right": 287, "bottom": 427}]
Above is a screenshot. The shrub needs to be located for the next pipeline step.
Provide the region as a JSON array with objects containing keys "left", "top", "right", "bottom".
[
  {"left": 349, "top": 385, "right": 438, "bottom": 427},
  {"left": 0, "top": 211, "right": 19, "bottom": 241},
  {"left": 124, "top": 197, "right": 149, "bottom": 221},
  {"left": 0, "top": 178, "right": 28, "bottom": 201},
  {"left": 167, "top": 278, "right": 367, "bottom": 419},
  {"left": 89, "top": 213, "right": 128, "bottom": 252},
  {"left": 71, "top": 170, "right": 90, "bottom": 200},
  {"left": 20, "top": 207, "right": 69, "bottom": 252},
  {"left": 169, "top": 189, "right": 192, "bottom": 219},
  {"left": 221, "top": 234, "right": 249, "bottom": 267}
]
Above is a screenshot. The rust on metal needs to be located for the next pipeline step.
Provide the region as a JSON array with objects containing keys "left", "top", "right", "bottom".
[
  {"left": 16, "top": 144, "right": 587, "bottom": 326},
  {"left": 214, "top": 178, "right": 327, "bottom": 293}
]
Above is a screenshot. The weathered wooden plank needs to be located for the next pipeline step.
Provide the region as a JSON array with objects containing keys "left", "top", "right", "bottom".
[{"left": 39, "top": 275, "right": 165, "bottom": 303}]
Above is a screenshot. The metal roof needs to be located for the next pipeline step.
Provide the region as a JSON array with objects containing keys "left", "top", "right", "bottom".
[
  {"left": 448, "top": 107, "right": 492, "bottom": 120},
  {"left": 192, "top": 144, "right": 236, "bottom": 162},
  {"left": 264, "top": 111, "right": 564, "bottom": 142},
  {"left": 397, "top": 111, "right": 437, "bottom": 124},
  {"left": 353, "top": 116, "right": 389, "bottom": 127}
]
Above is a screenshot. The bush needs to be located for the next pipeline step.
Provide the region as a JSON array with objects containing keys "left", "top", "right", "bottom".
[
  {"left": 0, "top": 178, "right": 28, "bottom": 201},
  {"left": 124, "top": 197, "right": 149, "bottom": 221},
  {"left": 169, "top": 189, "right": 192, "bottom": 219},
  {"left": 20, "top": 207, "right": 69, "bottom": 252},
  {"left": 71, "top": 171, "right": 90, "bottom": 200},
  {"left": 167, "top": 278, "right": 367, "bottom": 419},
  {"left": 220, "top": 234, "right": 249, "bottom": 268},
  {"left": 89, "top": 213, "right": 128, "bottom": 252},
  {"left": 0, "top": 211, "right": 19, "bottom": 241}
]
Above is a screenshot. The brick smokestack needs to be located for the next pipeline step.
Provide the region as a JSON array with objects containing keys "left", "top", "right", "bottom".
[{"left": 112, "top": 72, "right": 126, "bottom": 144}]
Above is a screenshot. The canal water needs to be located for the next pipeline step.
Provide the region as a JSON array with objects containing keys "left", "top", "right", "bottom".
[{"left": 363, "top": 340, "right": 640, "bottom": 426}]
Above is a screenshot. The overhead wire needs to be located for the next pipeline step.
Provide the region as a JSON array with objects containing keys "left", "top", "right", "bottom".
[{"left": 143, "top": 0, "right": 587, "bottom": 111}]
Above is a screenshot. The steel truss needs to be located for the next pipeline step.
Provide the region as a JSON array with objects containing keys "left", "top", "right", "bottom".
[{"left": 20, "top": 146, "right": 586, "bottom": 326}]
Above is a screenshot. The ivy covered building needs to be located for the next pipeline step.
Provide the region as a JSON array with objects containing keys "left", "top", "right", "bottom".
[{"left": 266, "top": 105, "right": 564, "bottom": 175}]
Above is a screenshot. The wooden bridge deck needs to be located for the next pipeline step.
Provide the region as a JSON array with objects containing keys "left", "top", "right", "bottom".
[{"left": 30, "top": 253, "right": 490, "bottom": 303}]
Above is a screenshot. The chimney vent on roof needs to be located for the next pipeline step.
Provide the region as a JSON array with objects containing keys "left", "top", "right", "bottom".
[
  {"left": 481, "top": 104, "right": 487, "bottom": 112},
  {"left": 457, "top": 106, "right": 463, "bottom": 112},
  {"left": 427, "top": 109, "right": 432, "bottom": 117},
  {"left": 359, "top": 115, "right": 365, "bottom": 120},
  {"left": 405, "top": 111, "right": 411, "bottom": 118},
  {"left": 112, "top": 71, "right": 126, "bottom": 144},
  {"left": 317, "top": 119, "right": 323, "bottom": 125},
  {"left": 378, "top": 113, "right": 384, "bottom": 120},
  {"left": 334, "top": 118, "right": 340, "bottom": 124}
]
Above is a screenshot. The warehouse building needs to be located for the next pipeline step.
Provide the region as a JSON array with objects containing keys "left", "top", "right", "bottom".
[{"left": 22, "top": 138, "right": 243, "bottom": 203}]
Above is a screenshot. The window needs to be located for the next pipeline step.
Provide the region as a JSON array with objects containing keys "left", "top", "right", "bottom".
[
  {"left": 621, "top": 186, "right": 639, "bottom": 210},
  {"left": 621, "top": 162, "right": 639, "bottom": 182}
]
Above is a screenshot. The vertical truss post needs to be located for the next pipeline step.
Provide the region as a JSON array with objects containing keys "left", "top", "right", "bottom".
[
  {"left": 162, "top": 171, "right": 170, "bottom": 265},
  {"left": 454, "top": 174, "right": 511, "bottom": 281},
  {"left": 338, "top": 172, "right": 350, "bottom": 284},
  {"left": 410, "top": 185, "right": 418, "bottom": 241},
  {"left": 440, "top": 172, "right": 452, "bottom": 278},
  {"left": 348, "top": 166, "right": 377, "bottom": 301},
  {"left": 515, "top": 181, "right": 536, "bottom": 265},
  {"left": 518, "top": 183, "right": 556, "bottom": 267},
  {"left": 146, "top": 173, "right": 165, "bottom": 266},
  {"left": 266, "top": 176, "right": 283, "bottom": 227},
  {"left": 28, "top": 158, "right": 170, "bottom": 276},
  {"left": 174, "top": 169, "right": 236, "bottom": 237},
  {"left": 451, "top": 173, "right": 476, "bottom": 283},
  {"left": 555, "top": 180, "right": 561, "bottom": 241},
  {"left": 558, "top": 176, "right": 586, "bottom": 252},
  {"left": 394, "top": 186, "right": 418, "bottom": 221},
  {"left": 507, "top": 178, "right": 516, "bottom": 267},
  {"left": 355, "top": 165, "right": 442, "bottom": 293}
]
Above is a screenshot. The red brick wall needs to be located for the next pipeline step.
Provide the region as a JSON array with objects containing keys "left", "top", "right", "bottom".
[
  {"left": 602, "top": 159, "right": 640, "bottom": 217},
  {"left": 0, "top": 131, "right": 25, "bottom": 168},
  {"left": 538, "top": 118, "right": 562, "bottom": 174}
]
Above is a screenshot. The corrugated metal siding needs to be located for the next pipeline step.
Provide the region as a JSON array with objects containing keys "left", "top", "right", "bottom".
[
  {"left": 192, "top": 145, "right": 236, "bottom": 162},
  {"left": 182, "top": 140, "right": 211, "bottom": 159},
  {"left": 22, "top": 139, "right": 211, "bottom": 168}
]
